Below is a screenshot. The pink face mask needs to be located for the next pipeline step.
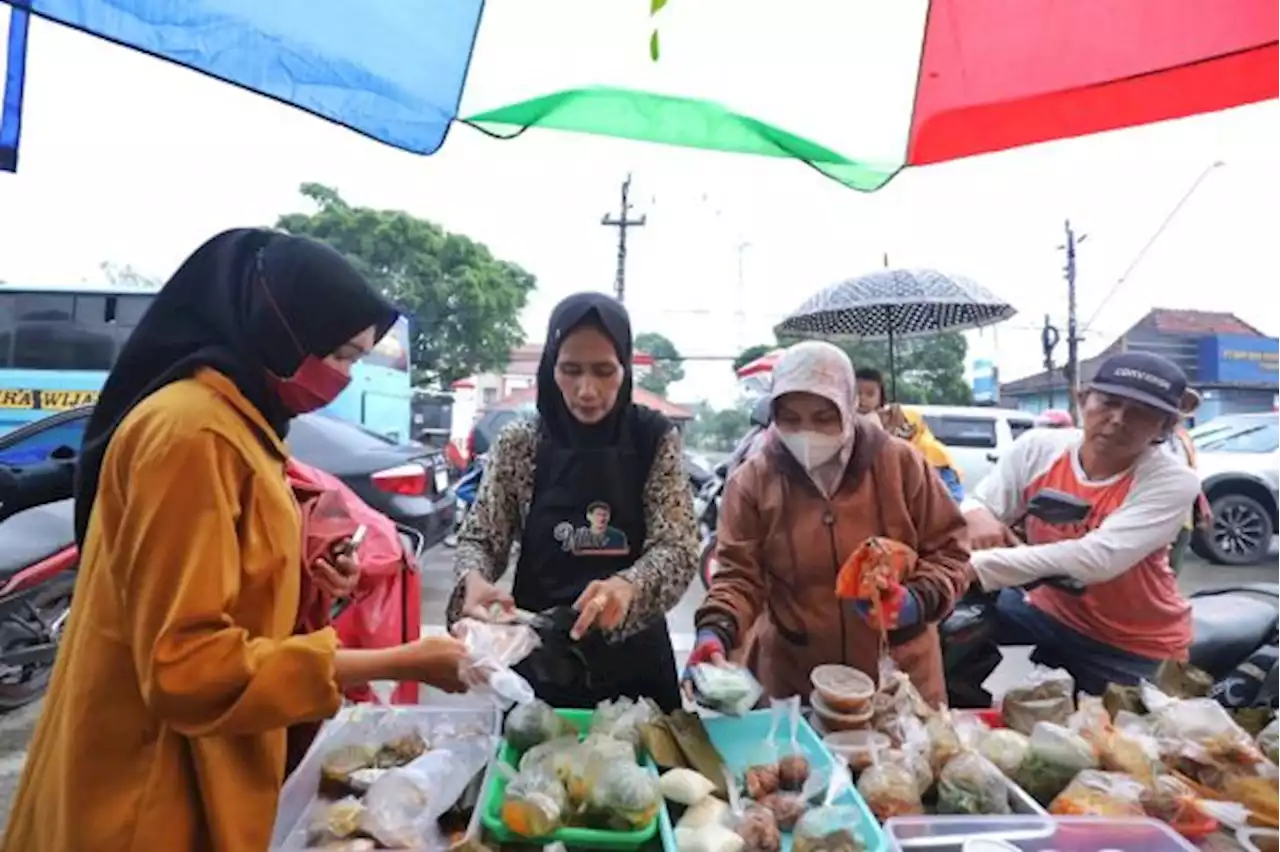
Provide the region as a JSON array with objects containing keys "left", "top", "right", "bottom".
[
  {"left": 268, "top": 355, "right": 351, "bottom": 414},
  {"left": 257, "top": 255, "right": 354, "bottom": 414}
]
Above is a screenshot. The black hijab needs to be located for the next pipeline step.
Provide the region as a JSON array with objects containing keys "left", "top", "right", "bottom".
[
  {"left": 74, "top": 228, "right": 398, "bottom": 546},
  {"left": 537, "top": 292, "right": 643, "bottom": 449}
]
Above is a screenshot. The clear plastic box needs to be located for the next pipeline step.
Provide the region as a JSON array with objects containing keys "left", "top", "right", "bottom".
[{"left": 884, "top": 815, "right": 1198, "bottom": 852}]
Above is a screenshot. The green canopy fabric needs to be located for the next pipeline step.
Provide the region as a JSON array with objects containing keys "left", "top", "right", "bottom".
[{"left": 463, "top": 86, "right": 901, "bottom": 192}]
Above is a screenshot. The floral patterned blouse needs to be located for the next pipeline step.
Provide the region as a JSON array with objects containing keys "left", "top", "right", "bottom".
[{"left": 446, "top": 418, "right": 699, "bottom": 639}]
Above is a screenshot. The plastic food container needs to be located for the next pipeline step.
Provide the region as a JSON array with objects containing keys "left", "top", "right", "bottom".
[
  {"left": 811, "top": 664, "right": 875, "bottom": 713},
  {"left": 702, "top": 707, "right": 889, "bottom": 852},
  {"left": 480, "top": 708, "right": 663, "bottom": 851},
  {"left": 884, "top": 815, "right": 1197, "bottom": 852},
  {"left": 822, "top": 729, "right": 891, "bottom": 771},
  {"left": 811, "top": 690, "right": 875, "bottom": 731}
]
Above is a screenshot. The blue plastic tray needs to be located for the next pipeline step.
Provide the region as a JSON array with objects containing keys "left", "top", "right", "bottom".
[{"left": 699, "top": 709, "right": 889, "bottom": 852}]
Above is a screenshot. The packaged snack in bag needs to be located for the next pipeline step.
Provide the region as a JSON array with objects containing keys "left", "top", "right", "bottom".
[
  {"left": 1069, "top": 695, "right": 1160, "bottom": 785},
  {"left": 794, "top": 758, "right": 868, "bottom": 852},
  {"left": 661, "top": 767, "right": 718, "bottom": 806},
  {"left": 690, "top": 664, "right": 765, "bottom": 717},
  {"left": 589, "top": 761, "right": 662, "bottom": 830},
  {"left": 676, "top": 823, "right": 746, "bottom": 852},
  {"left": 1149, "top": 694, "right": 1269, "bottom": 769},
  {"left": 678, "top": 795, "right": 732, "bottom": 831},
  {"left": 772, "top": 697, "right": 812, "bottom": 791},
  {"left": 936, "top": 752, "right": 1013, "bottom": 816},
  {"left": 451, "top": 618, "right": 540, "bottom": 706},
  {"left": 563, "top": 734, "right": 636, "bottom": 804},
  {"left": 724, "top": 766, "right": 781, "bottom": 852},
  {"left": 504, "top": 700, "right": 573, "bottom": 753},
  {"left": 743, "top": 703, "right": 786, "bottom": 799},
  {"left": 517, "top": 735, "right": 581, "bottom": 777},
  {"left": 500, "top": 765, "right": 569, "bottom": 838},
  {"left": 1013, "top": 721, "right": 1098, "bottom": 804},
  {"left": 924, "top": 711, "right": 964, "bottom": 775},
  {"left": 590, "top": 697, "right": 659, "bottom": 750},
  {"left": 306, "top": 797, "right": 367, "bottom": 846},
  {"left": 1259, "top": 718, "right": 1279, "bottom": 765},
  {"left": 1048, "top": 769, "right": 1145, "bottom": 818},
  {"left": 979, "top": 728, "right": 1031, "bottom": 778},
  {"left": 857, "top": 758, "right": 924, "bottom": 822},
  {"left": 1000, "top": 666, "right": 1075, "bottom": 735}
]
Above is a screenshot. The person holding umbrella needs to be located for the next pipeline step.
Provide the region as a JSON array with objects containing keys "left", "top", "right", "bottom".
[{"left": 689, "top": 342, "right": 971, "bottom": 707}]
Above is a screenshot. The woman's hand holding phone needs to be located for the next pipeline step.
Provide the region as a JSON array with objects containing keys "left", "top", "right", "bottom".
[{"left": 314, "top": 525, "right": 365, "bottom": 599}]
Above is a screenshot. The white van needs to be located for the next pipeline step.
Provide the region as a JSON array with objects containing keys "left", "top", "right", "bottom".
[{"left": 913, "top": 405, "right": 1038, "bottom": 489}]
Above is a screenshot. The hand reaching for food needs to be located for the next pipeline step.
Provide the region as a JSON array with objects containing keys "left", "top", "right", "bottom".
[{"left": 835, "top": 537, "right": 920, "bottom": 633}]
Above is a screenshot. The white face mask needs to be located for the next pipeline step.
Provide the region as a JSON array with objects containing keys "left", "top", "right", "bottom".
[{"left": 779, "top": 430, "right": 845, "bottom": 470}]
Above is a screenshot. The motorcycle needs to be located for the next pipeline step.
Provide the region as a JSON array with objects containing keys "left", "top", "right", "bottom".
[
  {"left": 0, "top": 449, "right": 78, "bottom": 711},
  {"left": 697, "top": 398, "right": 774, "bottom": 590},
  {"left": 444, "top": 455, "right": 485, "bottom": 549},
  {"left": 942, "top": 489, "right": 1279, "bottom": 709}
]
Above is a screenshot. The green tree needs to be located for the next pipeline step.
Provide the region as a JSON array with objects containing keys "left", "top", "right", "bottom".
[
  {"left": 276, "top": 183, "right": 536, "bottom": 386},
  {"left": 732, "top": 344, "right": 774, "bottom": 375},
  {"left": 684, "top": 401, "right": 752, "bottom": 452},
  {"left": 635, "top": 331, "right": 685, "bottom": 395},
  {"left": 774, "top": 332, "right": 972, "bottom": 405}
]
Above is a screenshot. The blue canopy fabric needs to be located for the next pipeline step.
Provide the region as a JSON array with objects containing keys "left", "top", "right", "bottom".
[
  {"left": 1, "top": 4, "right": 29, "bottom": 173},
  {"left": 3, "top": 0, "right": 485, "bottom": 158}
]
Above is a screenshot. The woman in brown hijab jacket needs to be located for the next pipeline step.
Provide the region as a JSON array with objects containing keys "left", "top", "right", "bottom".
[{"left": 691, "top": 342, "right": 972, "bottom": 706}]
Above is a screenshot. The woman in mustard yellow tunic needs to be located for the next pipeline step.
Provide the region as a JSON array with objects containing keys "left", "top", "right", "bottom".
[{"left": 4, "top": 230, "right": 470, "bottom": 852}]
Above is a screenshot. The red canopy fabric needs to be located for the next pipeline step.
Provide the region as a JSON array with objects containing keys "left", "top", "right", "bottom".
[{"left": 909, "top": 0, "right": 1279, "bottom": 167}]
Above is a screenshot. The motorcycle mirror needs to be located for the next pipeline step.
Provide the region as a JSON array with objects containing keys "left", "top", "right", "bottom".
[
  {"left": 714, "top": 462, "right": 729, "bottom": 479},
  {"left": 1026, "top": 488, "right": 1091, "bottom": 525},
  {"left": 749, "top": 397, "right": 772, "bottom": 429}
]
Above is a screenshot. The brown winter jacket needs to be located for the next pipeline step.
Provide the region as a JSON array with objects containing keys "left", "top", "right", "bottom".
[{"left": 695, "top": 420, "right": 972, "bottom": 707}]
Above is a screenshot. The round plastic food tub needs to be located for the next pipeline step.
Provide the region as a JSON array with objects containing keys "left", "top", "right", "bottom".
[
  {"left": 822, "top": 729, "right": 891, "bottom": 771},
  {"left": 811, "top": 690, "right": 874, "bottom": 731},
  {"left": 810, "top": 664, "right": 875, "bottom": 713}
]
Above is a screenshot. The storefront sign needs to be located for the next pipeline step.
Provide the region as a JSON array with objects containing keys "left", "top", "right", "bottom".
[
  {"left": 0, "top": 388, "right": 100, "bottom": 409},
  {"left": 1198, "top": 334, "right": 1279, "bottom": 385}
]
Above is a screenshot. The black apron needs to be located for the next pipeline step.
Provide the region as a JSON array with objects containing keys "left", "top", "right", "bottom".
[{"left": 512, "top": 436, "right": 681, "bottom": 712}]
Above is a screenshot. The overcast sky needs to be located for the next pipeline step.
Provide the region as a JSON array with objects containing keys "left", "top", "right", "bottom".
[{"left": 2, "top": 3, "right": 1276, "bottom": 406}]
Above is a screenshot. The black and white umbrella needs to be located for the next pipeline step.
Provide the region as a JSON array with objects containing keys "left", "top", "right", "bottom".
[{"left": 773, "top": 269, "right": 1015, "bottom": 398}]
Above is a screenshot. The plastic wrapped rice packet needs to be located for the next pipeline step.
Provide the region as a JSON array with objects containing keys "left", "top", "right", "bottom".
[
  {"left": 451, "top": 618, "right": 541, "bottom": 707},
  {"left": 690, "top": 664, "right": 764, "bottom": 717}
]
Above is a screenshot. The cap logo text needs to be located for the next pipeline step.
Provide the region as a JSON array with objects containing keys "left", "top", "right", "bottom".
[{"left": 1112, "top": 366, "right": 1172, "bottom": 390}]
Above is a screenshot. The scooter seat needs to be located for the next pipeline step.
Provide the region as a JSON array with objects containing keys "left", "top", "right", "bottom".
[
  {"left": 0, "top": 499, "right": 76, "bottom": 581},
  {"left": 1190, "top": 594, "right": 1279, "bottom": 679}
]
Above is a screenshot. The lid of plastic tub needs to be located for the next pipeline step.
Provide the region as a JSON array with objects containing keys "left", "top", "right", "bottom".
[{"left": 960, "top": 841, "right": 1021, "bottom": 852}]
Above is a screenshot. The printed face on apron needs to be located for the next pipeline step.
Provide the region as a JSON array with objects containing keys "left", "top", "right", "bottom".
[{"left": 553, "top": 501, "right": 631, "bottom": 556}]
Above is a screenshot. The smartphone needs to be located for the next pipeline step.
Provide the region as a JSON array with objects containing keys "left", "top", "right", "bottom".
[
  {"left": 329, "top": 525, "right": 368, "bottom": 621},
  {"left": 331, "top": 524, "right": 368, "bottom": 559}
]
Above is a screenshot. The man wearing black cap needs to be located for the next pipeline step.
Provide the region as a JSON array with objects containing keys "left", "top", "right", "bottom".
[{"left": 961, "top": 352, "right": 1202, "bottom": 694}]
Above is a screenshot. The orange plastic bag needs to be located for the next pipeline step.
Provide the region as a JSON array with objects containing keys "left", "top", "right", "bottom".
[{"left": 836, "top": 537, "right": 916, "bottom": 600}]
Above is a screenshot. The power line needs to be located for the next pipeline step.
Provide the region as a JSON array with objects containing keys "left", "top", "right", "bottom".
[{"left": 1083, "top": 160, "right": 1225, "bottom": 331}]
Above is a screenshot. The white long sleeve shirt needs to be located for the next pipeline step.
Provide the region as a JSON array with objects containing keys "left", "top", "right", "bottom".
[{"left": 961, "top": 429, "right": 1200, "bottom": 591}]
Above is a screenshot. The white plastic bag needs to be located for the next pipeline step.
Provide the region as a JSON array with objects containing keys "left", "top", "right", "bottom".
[{"left": 451, "top": 617, "right": 541, "bottom": 707}]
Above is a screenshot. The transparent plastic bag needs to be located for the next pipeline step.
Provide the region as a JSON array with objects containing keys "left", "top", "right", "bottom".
[
  {"left": 743, "top": 702, "right": 787, "bottom": 800},
  {"left": 772, "top": 697, "right": 812, "bottom": 792},
  {"left": 504, "top": 699, "right": 573, "bottom": 753},
  {"left": 792, "top": 756, "right": 868, "bottom": 852},
  {"left": 1013, "top": 721, "right": 1099, "bottom": 805},
  {"left": 936, "top": 752, "right": 1012, "bottom": 816},
  {"left": 1149, "top": 694, "right": 1269, "bottom": 769},
  {"left": 723, "top": 765, "right": 781, "bottom": 852},
  {"left": 563, "top": 734, "right": 637, "bottom": 805},
  {"left": 1070, "top": 695, "right": 1160, "bottom": 785},
  {"left": 924, "top": 711, "right": 964, "bottom": 774},
  {"left": 451, "top": 618, "right": 541, "bottom": 706},
  {"left": 360, "top": 734, "right": 495, "bottom": 848},
  {"left": 979, "top": 728, "right": 1031, "bottom": 778},
  {"left": 690, "top": 663, "right": 764, "bottom": 717},
  {"left": 589, "top": 761, "right": 662, "bottom": 830},
  {"left": 1048, "top": 769, "right": 1145, "bottom": 818},
  {"left": 590, "top": 696, "right": 659, "bottom": 749},
  {"left": 1000, "top": 666, "right": 1075, "bottom": 735},
  {"left": 499, "top": 764, "right": 569, "bottom": 838},
  {"left": 306, "top": 796, "right": 367, "bottom": 846},
  {"left": 1259, "top": 718, "right": 1279, "bottom": 765},
  {"left": 856, "top": 759, "right": 924, "bottom": 822}
]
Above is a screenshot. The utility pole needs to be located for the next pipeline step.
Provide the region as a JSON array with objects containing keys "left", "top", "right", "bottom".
[
  {"left": 601, "top": 174, "right": 646, "bottom": 303},
  {"left": 1059, "top": 220, "right": 1087, "bottom": 423}
]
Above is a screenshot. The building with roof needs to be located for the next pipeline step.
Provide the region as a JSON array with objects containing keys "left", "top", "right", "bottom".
[{"left": 999, "top": 309, "right": 1278, "bottom": 422}]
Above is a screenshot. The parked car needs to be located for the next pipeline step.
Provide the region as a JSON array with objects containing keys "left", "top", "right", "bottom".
[
  {"left": 1189, "top": 412, "right": 1279, "bottom": 566},
  {"left": 0, "top": 406, "right": 455, "bottom": 549},
  {"left": 914, "top": 405, "right": 1039, "bottom": 488}
]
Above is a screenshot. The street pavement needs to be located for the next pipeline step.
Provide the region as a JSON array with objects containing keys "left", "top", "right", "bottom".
[{"left": 0, "top": 545, "right": 1275, "bottom": 830}]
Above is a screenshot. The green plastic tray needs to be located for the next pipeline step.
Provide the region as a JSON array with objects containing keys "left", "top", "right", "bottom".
[{"left": 480, "top": 707, "right": 665, "bottom": 850}]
